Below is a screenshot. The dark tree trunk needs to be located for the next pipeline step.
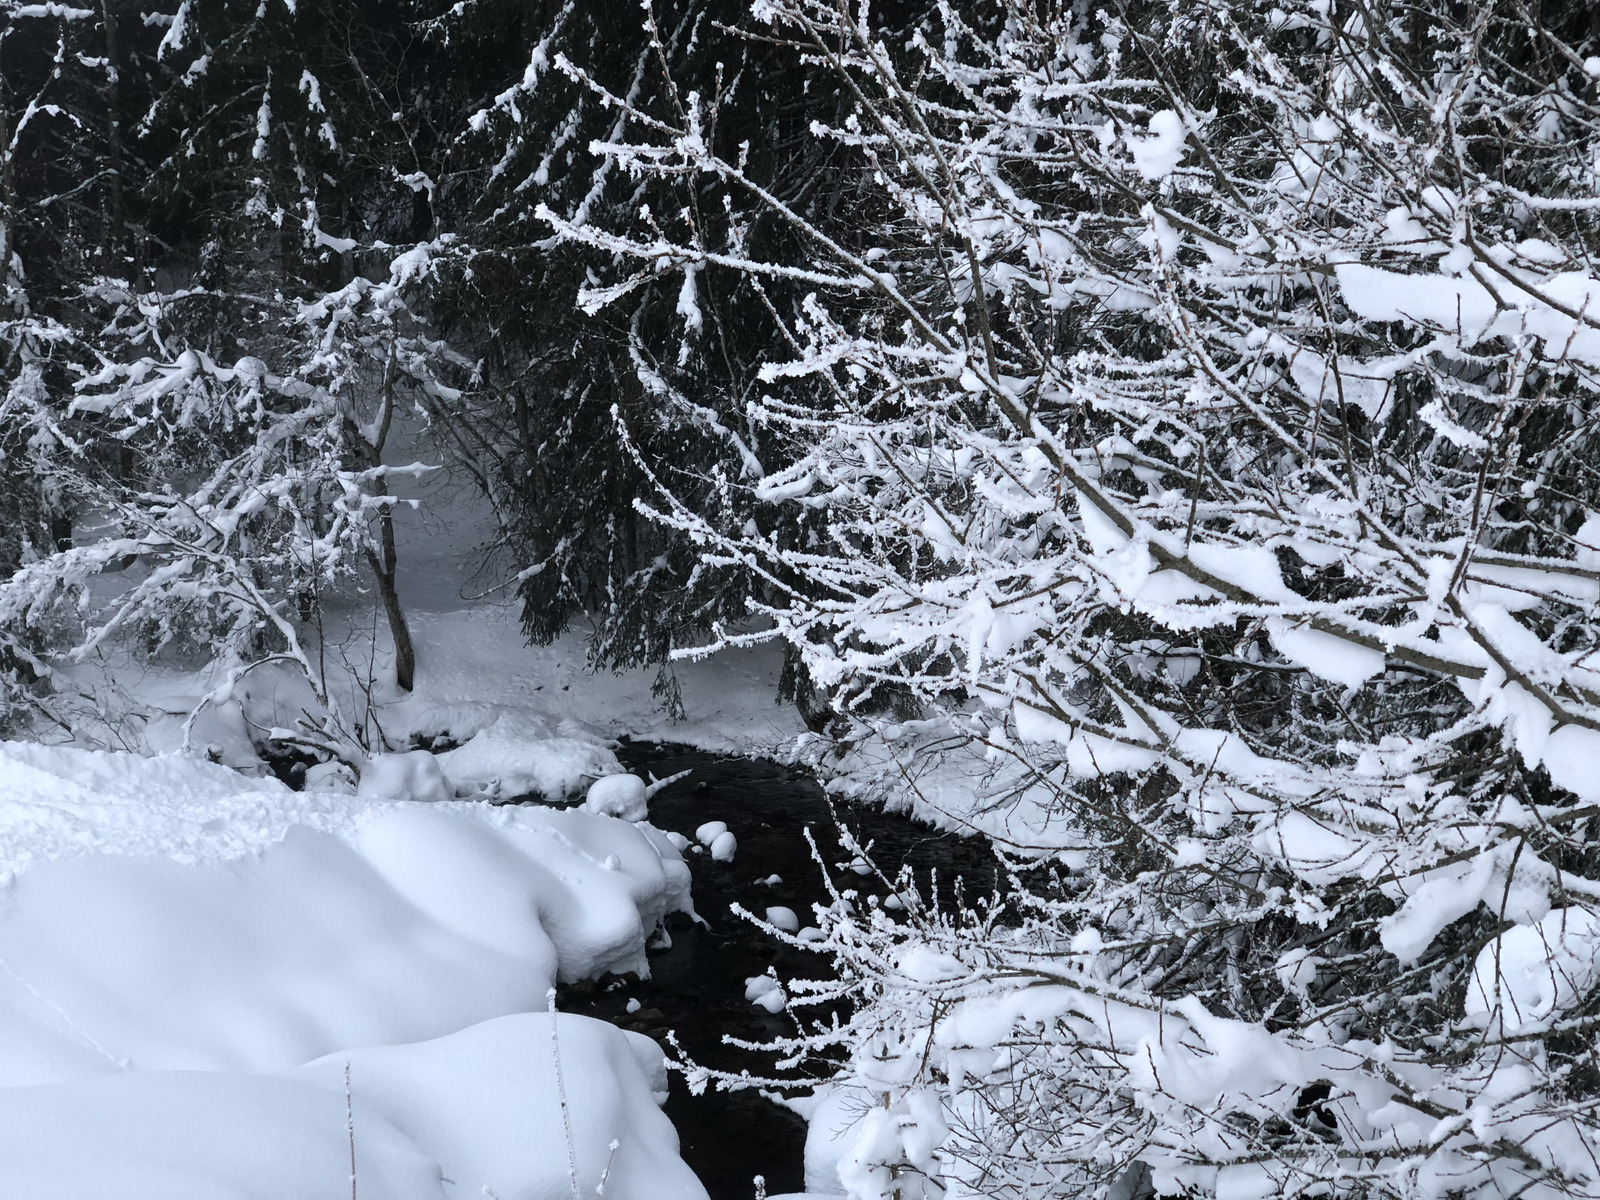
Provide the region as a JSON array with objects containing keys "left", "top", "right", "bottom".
[
  {"left": 99, "top": 0, "right": 126, "bottom": 260},
  {"left": 368, "top": 533, "right": 416, "bottom": 694},
  {"left": 359, "top": 352, "right": 415, "bottom": 693}
]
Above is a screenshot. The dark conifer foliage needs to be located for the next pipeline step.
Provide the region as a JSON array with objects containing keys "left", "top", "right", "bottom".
[
  {"left": 0, "top": 0, "right": 912, "bottom": 704},
  {"left": 423, "top": 0, "right": 849, "bottom": 674}
]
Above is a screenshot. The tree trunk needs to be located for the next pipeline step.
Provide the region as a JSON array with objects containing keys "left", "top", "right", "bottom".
[
  {"left": 368, "top": 537, "right": 415, "bottom": 693},
  {"left": 360, "top": 349, "right": 415, "bottom": 693},
  {"left": 99, "top": 0, "right": 127, "bottom": 261}
]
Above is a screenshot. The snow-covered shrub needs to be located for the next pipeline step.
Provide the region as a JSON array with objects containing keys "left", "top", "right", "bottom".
[
  {"left": 0, "top": 0, "right": 476, "bottom": 747},
  {"left": 554, "top": 1, "right": 1600, "bottom": 1197},
  {"left": 0, "top": 245, "right": 461, "bottom": 755}
]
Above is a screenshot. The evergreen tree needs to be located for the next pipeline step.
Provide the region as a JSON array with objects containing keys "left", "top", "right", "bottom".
[{"left": 428, "top": 0, "right": 912, "bottom": 701}]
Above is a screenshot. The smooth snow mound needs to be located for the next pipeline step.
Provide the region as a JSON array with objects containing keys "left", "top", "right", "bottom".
[
  {"left": 585, "top": 772, "right": 649, "bottom": 821},
  {"left": 0, "top": 798, "right": 689, "bottom": 1084},
  {"left": 0, "top": 1012, "right": 705, "bottom": 1200},
  {"left": 0, "top": 740, "right": 704, "bottom": 1199},
  {"left": 360, "top": 748, "right": 455, "bottom": 803},
  {"left": 300, "top": 1013, "right": 705, "bottom": 1200},
  {"left": 436, "top": 711, "right": 619, "bottom": 800}
]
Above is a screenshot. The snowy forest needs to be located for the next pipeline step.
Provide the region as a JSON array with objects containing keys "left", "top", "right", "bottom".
[{"left": 4, "top": 0, "right": 1600, "bottom": 1197}]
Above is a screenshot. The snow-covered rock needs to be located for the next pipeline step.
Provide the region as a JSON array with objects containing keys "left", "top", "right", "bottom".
[
  {"left": 585, "top": 773, "right": 650, "bottom": 821},
  {"left": 693, "top": 820, "right": 737, "bottom": 862},
  {"left": 745, "top": 974, "right": 786, "bottom": 1014},
  {"left": 765, "top": 906, "right": 801, "bottom": 933},
  {"left": 437, "top": 712, "right": 619, "bottom": 800},
  {"left": 304, "top": 759, "right": 357, "bottom": 794},
  {"left": 358, "top": 749, "right": 453, "bottom": 803},
  {"left": 694, "top": 820, "right": 728, "bottom": 845}
]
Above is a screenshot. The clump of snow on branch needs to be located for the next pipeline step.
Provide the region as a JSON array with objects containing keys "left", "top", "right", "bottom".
[{"left": 548, "top": 1, "right": 1600, "bottom": 1197}]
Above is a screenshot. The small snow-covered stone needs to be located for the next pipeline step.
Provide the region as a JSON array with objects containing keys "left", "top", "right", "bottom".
[
  {"left": 709, "top": 830, "right": 737, "bottom": 862},
  {"left": 694, "top": 820, "right": 728, "bottom": 847},
  {"left": 765, "top": 906, "right": 800, "bottom": 933},
  {"left": 625, "top": 998, "right": 642, "bottom": 1014},
  {"left": 357, "top": 750, "right": 452, "bottom": 804},
  {"left": 883, "top": 894, "right": 904, "bottom": 911},
  {"left": 744, "top": 975, "right": 786, "bottom": 1013},
  {"left": 758, "top": 873, "right": 783, "bottom": 886},
  {"left": 663, "top": 831, "right": 691, "bottom": 852},
  {"left": 798, "top": 926, "right": 826, "bottom": 943},
  {"left": 584, "top": 774, "right": 649, "bottom": 822}
]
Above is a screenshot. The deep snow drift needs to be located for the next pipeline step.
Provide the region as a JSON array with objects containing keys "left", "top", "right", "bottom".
[{"left": 0, "top": 739, "right": 704, "bottom": 1199}]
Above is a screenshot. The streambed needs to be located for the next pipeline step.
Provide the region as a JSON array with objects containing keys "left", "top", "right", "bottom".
[{"left": 553, "top": 743, "right": 1000, "bottom": 1200}]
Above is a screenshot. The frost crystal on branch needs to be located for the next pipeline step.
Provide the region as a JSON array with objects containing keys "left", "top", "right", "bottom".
[{"left": 552, "top": 1, "right": 1600, "bottom": 1197}]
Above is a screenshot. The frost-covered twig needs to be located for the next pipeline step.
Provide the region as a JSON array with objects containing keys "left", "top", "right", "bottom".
[
  {"left": 547, "top": 987, "right": 582, "bottom": 1200},
  {"left": 546, "top": 2, "right": 1600, "bottom": 1198}
]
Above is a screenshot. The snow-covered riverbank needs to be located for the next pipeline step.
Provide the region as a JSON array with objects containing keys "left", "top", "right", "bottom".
[
  {"left": 0, "top": 592, "right": 859, "bottom": 1198},
  {"left": 0, "top": 739, "right": 705, "bottom": 1198}
]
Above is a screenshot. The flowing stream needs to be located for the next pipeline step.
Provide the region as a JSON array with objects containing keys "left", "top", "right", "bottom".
[{"left": 552, "top": 743, "right": 1000, "bottom": 1200}]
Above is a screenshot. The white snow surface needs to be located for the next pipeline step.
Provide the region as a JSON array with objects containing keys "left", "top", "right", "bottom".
[
  {"left": 0, "top": 739, "right": 367, "bottom": 872},
  {"left": 359, "top": 747, "right": 455, "bottom": 803},
  {"left": 48, "top": 604, "right": 800, "bottom": 771},
  {"left": 385, "top": 606, "right": 803, "bottom": 754},
  {"left": 0, "top": 739, "right": 702, "bottom": 1198},
  {"left": 1467, "top": 908, "right": 1600, "bottom": 1032},
  {"left": 437, "top": 711, "right": 620, "bottom": 801},
  {"left": 584, "top": 772, "right": 651, "bottom": 821},
  {"left": 0, "top": 1013, "right": 703, "bottom": 1200}
]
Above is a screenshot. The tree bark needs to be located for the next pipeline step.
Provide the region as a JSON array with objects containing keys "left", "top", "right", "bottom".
[
  {"left": 358, "top": 349, "right": 416, "bottom": 693},
  {"left": 99, "top": 0, "right": 127, "bottom": 260},
  {"left": 366, "top": 536, "right": 415, "bottom": 693}
]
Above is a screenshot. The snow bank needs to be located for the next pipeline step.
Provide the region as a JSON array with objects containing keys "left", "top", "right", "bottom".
[
  {"left": 0, "top": 740, "right": 703, "bottom": 1199},
  {"left": 300, "top": 1012, "right": 705, "bottom": 1200},
  {"left": 436, "top": 711, "right": 620, "bottom": 800},
  {"left": 0, "top": 1013, "right": 704, "bottom": 1200},
  {"left": 0, "top": 757, "right": 690, "bottom": 1082},
  {"left": 0, "top": 739, "right": 367, "bottom": 873},
  {"left": 0, "top": 1068, "right": 446, "bottom": 1200}
]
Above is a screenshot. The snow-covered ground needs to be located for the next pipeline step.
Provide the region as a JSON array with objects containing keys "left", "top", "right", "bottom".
[
  {"left": 49, "top": 603, "right": 802, "bottom": 772},
  {"left": 0, "top": 732, "right": 708, "bottom": 1196},
  {"left": 0, "top": 471, "right": 827, "bottom": 1197},
  {"left": 389, "top": 605, "right": 805, "bottom": 755}
]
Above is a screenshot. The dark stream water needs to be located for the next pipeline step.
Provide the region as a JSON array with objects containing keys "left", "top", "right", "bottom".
[{"left": 551, "top": 743, "right": 1000, "bottom": 1200}]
